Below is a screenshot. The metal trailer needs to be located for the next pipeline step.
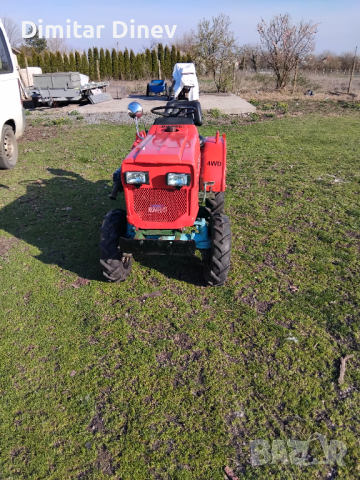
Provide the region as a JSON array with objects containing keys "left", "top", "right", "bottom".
[
  {"left": 26, "top": 72, "right": 111, "bottom": 107},
  {"left": 146, "top": 79, "right": 168, "bottom": 97}
]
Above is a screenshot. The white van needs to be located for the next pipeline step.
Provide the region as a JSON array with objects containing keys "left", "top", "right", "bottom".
[{"left": 0, "top": 18, "right": 26, "bottom": 169}]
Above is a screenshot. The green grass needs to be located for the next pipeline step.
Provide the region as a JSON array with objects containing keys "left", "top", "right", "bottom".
[{"left": 0, "top": 113, "right": 360, "bottom": 479}]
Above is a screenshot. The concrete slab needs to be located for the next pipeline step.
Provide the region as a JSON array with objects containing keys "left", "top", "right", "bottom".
[
  {"left": 76, "top": 93, "right": 256, "bottom": 116},
  {"left": 196, "top": 93, "right": 256, "bottom": 114}
]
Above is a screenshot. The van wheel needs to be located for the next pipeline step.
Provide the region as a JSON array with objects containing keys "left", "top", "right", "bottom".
[{"left": 0, "top": 125, "right": 18, "bottom": 170}]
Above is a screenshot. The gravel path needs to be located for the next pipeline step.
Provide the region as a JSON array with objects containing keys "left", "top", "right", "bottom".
[{"left": 82, "top": 112, "right": 159, "bottom": 126}]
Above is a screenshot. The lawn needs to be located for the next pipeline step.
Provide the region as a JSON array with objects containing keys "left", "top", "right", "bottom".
[{"left": 0, "top": 112, "right": 359, "bottom": 479}]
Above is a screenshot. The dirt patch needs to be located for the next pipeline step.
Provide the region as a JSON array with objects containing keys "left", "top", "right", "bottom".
[
  {"left": 94, "top": 444, "right": 116, "bottom": 475},
  {"left": 19, "top": 125, "right": 61, "bottom": 143},
  {"left": 240, "top": 295, "right": 255, "bottom": 307},
  {"left": 70, "top": 277, "right": 90, "bottom": 288},
  {"left": 174, "top": 333, "right": 193, "bottom": 350},
  {"left": 0, "top": 236, "right": 18, "bottom": 257},
  {"left": 256, "top": 301, "right": 273, "bottom": 315},
  {"left": 9, "top": 446, "right": 28, "bottom": 462},
  {"left": 87, "top": 414, "right": 105, "bottom": 434},
  {"left": 156, "top": 351, "right": 173, "bottom": 367},
  {"left": 138, "top": 290, "right": 162, "bottom": 301},
  {"left": 88, "top": 336, "right": 99, "bottom": 345}
]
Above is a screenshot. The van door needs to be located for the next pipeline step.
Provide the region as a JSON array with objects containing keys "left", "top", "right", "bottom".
[{"left": 0, "top": 21, "right": 23, "bottom": 169}]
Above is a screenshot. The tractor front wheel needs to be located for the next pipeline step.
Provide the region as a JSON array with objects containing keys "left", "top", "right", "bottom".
[
  {"left": 100, "top": 209, "right": 132, "bottom": 282},
  {"left": 203, "top": 214, "right": 231, "bottom": 286},
  {"left": 206, "top": 192, "right": 225, "bottom": 215}
]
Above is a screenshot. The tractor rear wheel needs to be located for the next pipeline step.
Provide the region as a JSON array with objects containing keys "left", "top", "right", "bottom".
[
  {"left": 100, "top": 209, "right": 132, "bottom": 282},
  {"left": 206, "top": 192, "right": 225, "bottom": 215},
  {"left": 203, "top": 214, "right": 231, "bottom": 286}
]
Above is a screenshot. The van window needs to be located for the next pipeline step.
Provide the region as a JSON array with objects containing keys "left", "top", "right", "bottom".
[{"left": 0, "top": 28, "right": 14, "bottom": 74}]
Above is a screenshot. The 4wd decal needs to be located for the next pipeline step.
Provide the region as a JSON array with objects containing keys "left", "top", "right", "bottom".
[{"left": 207, "top": 161, "right": 222, "bottom": 166}]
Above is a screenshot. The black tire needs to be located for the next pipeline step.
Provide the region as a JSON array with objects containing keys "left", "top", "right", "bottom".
[
  {"left": 32, "top": 96, "right": 39, "bottom": 108},
  {"left": 0, "top": 124, "right": 18, "bottom": 170},
  {"left": 167, "top": 86, "right": 173, "bottom": 101},
  {"left": 203, "top": 214, "right": 231, "bottom": 286},
  {"left": 206, "top": 192, "right": 225, "bottom": 215},
  {"left": 100, "top": 209, "right": 132, "bottom": 282},
  {"left": 146, "top": 85, "right": 150, "bottom": 97}
]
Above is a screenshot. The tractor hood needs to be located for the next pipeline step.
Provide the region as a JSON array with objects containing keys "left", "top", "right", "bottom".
[{"left": 127, "top": 125, "right": 199, "bottom": 165}]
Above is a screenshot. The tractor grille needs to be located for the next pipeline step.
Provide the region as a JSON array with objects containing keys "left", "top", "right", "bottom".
[{"left": 133, "top": 188, "right": 187, "bottom": 223}]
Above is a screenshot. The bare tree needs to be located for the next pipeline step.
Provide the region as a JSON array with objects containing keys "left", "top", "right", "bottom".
[
  {"left": 317, "top": 50, "right": 341, "bottom": 70},
  {"left": 173, "top": 32, "right": 196, "bottom": 55},
  {"left": 47, "top": 37, "right": 68, "bottom": 53},
  {"left": 240, "top": 44, "right": 265, "bottom": 72},
  {"left": 339, "top": 51, "right": 360, "bottom": 71},
  {"left": 1, "top": 16, "right": 22, "bottom": 47},
  {"left": 192, "top": 13, "right": 238, "bottom": 92},
  {"left": 257, "top": 14, "right": 319, "bottom": 89}
]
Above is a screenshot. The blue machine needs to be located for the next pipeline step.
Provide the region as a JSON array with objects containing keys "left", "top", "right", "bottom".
[{"left": 146, "top": 80, "right": 168, "bottom": 97}]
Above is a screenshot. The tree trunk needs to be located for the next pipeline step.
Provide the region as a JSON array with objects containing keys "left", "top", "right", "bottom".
[
  {"left": 347, "top": 47, "right": 357, "bottom": 94},
  {"left": 232, "top": 63, "right": 236, "bottom": 91},
  {"left": 96, "top": 60, "right": 100, "bottom": 82},
  {"left": 292, "top": 58, "right": 299, "bottom": 94}
]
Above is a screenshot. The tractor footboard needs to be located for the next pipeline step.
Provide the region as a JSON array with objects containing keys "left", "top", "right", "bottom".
[{"left": 119, "top": 238, "right": 196, "bottom": 256}]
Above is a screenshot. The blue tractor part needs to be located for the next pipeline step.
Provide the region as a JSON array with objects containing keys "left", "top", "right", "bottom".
[{"left": 119, "top": 217, "right": 212, "bottom": 256}]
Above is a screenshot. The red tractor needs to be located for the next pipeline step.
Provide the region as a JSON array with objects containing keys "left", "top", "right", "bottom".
[{"left": 100, "top": 100, "right": 231, "bottom": 286}]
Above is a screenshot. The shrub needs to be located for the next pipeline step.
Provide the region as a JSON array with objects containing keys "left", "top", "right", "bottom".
[
  {"left": 249, "top": 98, "right": 261, "bottom": 107},
  {"left": 276, "top": 101, "right": 289, "bottom": 113},
  {"left": 249, "top": 112, "right": 260, "bottom": 122},
  {"left": 341, "top": 102, "right": 360, "bottom": 110},
  {"left": 211, "top": 108, "right": 221, "bottom": 118},
  {"left": 52, "top": 118, "right": 72, "bottom": 126},
  {"left": 68, "top": 110, "right": 79, "bottom": 116},
  {"left": 262, "top": 103, "right": 273, "bottom": 111}
]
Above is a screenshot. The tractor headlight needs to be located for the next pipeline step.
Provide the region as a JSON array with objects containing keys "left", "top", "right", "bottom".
[
  {"left": 125, "top": 171, "right": 149, "bottom": 185},
  {"left": 166, "top": 173, "right": 191, "bottom": 187}
]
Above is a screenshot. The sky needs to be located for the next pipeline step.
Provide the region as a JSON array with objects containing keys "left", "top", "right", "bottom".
[{"left": 1, "top": 0, "right": 359, "bottom": 54}]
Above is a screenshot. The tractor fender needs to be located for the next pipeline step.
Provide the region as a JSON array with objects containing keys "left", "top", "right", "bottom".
[{"left": 200, "top": 132, "right": 226, "bottom": 191}]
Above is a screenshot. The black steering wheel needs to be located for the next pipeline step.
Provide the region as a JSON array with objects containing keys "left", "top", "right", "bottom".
[{"left": 151, "top": 105, "right": 197, "bottom": 117}]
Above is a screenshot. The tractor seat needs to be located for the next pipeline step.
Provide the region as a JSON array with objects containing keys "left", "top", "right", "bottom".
[{"left": 153, "top": 116, "right": 194, "bottom": 126}]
